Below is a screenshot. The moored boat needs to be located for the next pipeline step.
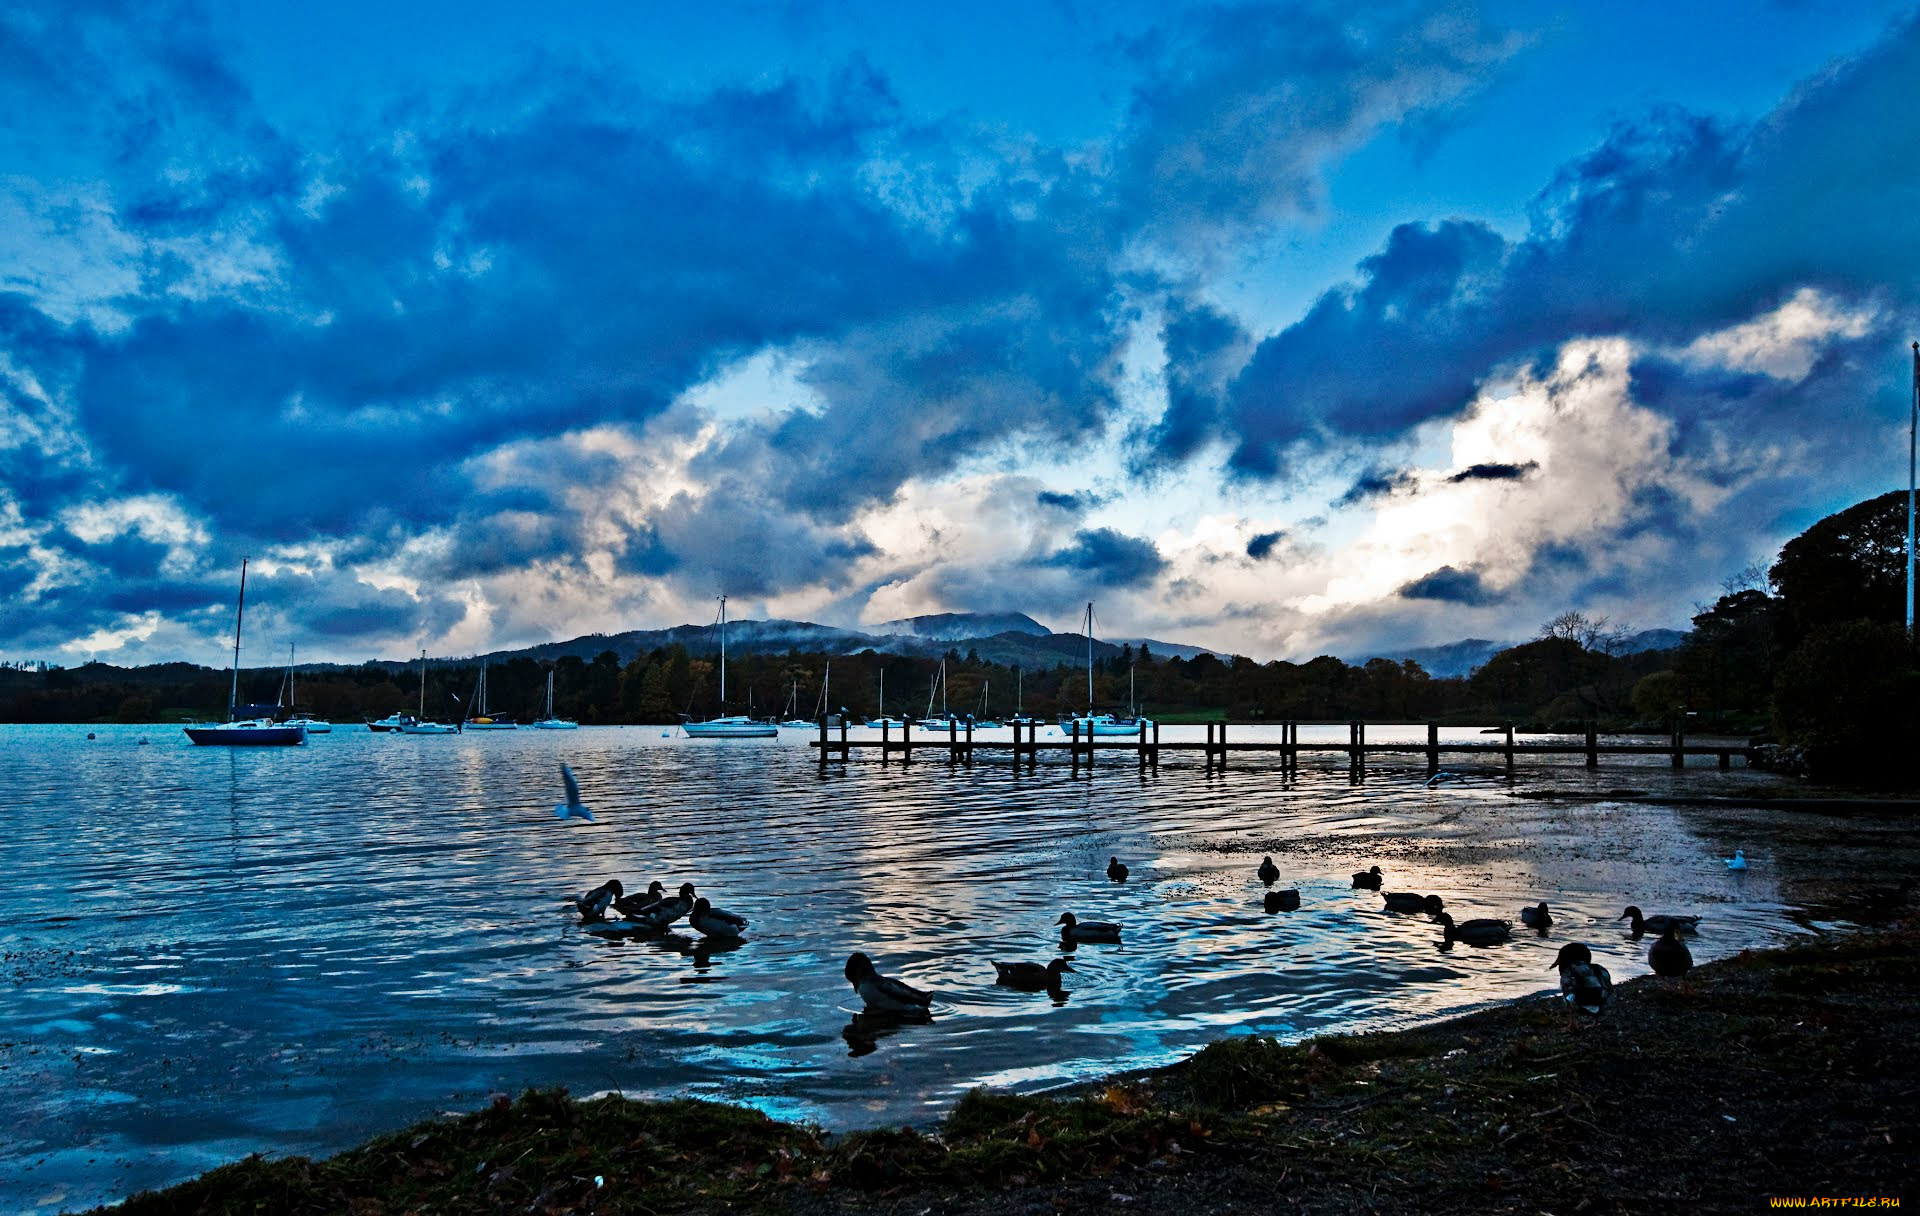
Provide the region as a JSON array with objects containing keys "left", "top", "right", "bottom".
[{"left": 184, "top": 558, "right": 307, "bottom": 747}]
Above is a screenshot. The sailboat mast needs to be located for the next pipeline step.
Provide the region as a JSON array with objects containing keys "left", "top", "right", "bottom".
[
  {"left": 419, "top": 649, "right": 427, "bottom": 717},
  {"left": 1086, "top": 601, "right": 1094, "bottom": 710},
  {"left": 718, "top": 595, "right": 727, "bottom": 706},
  {"left": 227, "top": 557, "right": 248, "bottom": 721}
]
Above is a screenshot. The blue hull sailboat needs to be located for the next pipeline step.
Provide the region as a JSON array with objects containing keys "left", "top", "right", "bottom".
[{"left": 185, "top": 558, "right": 306, "bottom": 747}]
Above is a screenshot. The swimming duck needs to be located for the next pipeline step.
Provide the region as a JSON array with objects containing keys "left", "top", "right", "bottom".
[
  {"left": 1257, "top": 856, "right": 1280, "bottom": 885},
  {"left": 1056, "top": 912, "right": 1123, "bottom": 943},
  {"left": 613, "top": 880, "right": 666, "bottom": 918},
  {"left": 844, "top": 952, "right": 934, "bottom": 1015},
  {"left": 1619, "top": 906, "right": 1701, "bottom": 937},
  {"left": 1351, "top": 865, "right": 1384, "bottom": 890},
  {"left": 571, "top": 879, "right": 623, "bottom": 922},
  {"left": 1264, "top": 888, "right": 1301, "bottom": 913},
  {"left": 628, "top": 882, "right": 697, "bottom": 930},
  {"left": 1725, "top": 850, "right": 1748, "bottom": 871},
  {"left": 688, "top": 897, "right": 748, "bottom": 940},
  {"left": 1648, "top": 924, "right": 1693, "bottom": 979},
  {"left": 1106, "top": 856, "right": 1129, "bottom": 882},
  {"left": 1383, "top": 892, "right": 1444, "bottom": 915},
  {"left": 991, "top": 958, "right": 1074, "bottom": 992},
  {"left": 1520, "top": 902, "right": 1553, "bottom": 931},
  {"left": 1435, "top": 912, "right": 1511, "bottom": 945},
  {"left": 1551, "top": 943, "right": 1613, "bottom": 1029}
]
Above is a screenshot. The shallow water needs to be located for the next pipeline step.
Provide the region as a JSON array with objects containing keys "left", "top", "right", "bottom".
[{"left": 0, "top": 722, "right": 1907, "bottom": 1211}]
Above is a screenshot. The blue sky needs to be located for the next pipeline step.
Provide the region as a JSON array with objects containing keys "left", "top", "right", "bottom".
[{"left": 3, "top": 0, "right": 1917, "bottom": 666}]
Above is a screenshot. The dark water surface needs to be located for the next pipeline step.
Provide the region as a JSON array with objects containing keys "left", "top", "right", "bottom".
[{"left": 1, "top": 722, "right": 1905, "bottom": 1211}]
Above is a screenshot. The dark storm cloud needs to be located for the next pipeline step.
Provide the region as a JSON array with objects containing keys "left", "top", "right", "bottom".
[
  {"left": 1037, "top": 490, "right": 1104, "bottom": 512},
  {"left": 1447, "top": 461, "right": 1537, "bottom": 483},
  {"left": 1333, "top": 466, "right": 1417, "bottom": 508},
  {"left": 1042, "top": 528, "right": 1166, "bottom": 588},
  {"left": 1245, "top": 530, "right": 1285, "bottom": 560},
  {"left": 1398, "top": 565, "right": 1496, "bottom": 605}
]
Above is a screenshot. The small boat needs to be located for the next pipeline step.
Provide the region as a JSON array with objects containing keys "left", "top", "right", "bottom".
[
  {"left": 398, "top": 650, "right": 459, "bottom": 734},
  {"left": 972, "top": 678, "right": 1001, "bottom": 729},
  {"left": 367, "top": 712, "right": 417, "bottom": 733},
  {"left": 779, "top": 663, "right": 830, "bottom": 728},
  {"left": 914, "top": 659, "right": 953, "bottom": 730},
  {"left": 683, "top": 596, "right": 777, "bottom": 738},
  {"left": 184, "top": 559, "right": 306, "bottom": 747},
  {"left": 281, "top": 644, "right": 331, "bottom": 733},
  {"left": 464, "top": 660, "right": 517, "bottom": 729},
  {"left": 531, "top": 670, "right": 577, "bottom": 730},
  {"left": 864, "top": 668, "right": 899, "bottom": 728},
  {"left": 1062, "top": 603, "right": 1152, "bottom": 736}
]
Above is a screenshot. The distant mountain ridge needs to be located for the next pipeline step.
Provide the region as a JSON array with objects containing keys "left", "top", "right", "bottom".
[{"left": 1357, "top": 628, "right": 1689, "bottom": 678}]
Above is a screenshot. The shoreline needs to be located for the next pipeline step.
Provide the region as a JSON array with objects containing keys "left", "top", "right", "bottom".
[{"left": 96, "top": 922, "right": 1916, "bottom": 1215}]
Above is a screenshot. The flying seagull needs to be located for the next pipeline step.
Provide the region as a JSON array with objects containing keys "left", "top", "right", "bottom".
[{"left": 555, "top": 763, "right": 595, "bottom": 822}]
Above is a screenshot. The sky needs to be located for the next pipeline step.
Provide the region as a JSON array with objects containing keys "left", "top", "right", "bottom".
[{"left": 4, "top": 0, "right": 1919, "bottom": 668}]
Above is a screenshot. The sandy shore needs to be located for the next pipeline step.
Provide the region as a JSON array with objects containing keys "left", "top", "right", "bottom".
[{"left": 95, "top": 917, "right": 1916, "bottom": 1215}]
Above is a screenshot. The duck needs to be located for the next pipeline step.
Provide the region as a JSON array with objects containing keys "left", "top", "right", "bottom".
[
  {"left": 844, "top": 952, "right": 934, "bottom": 1015},
  {"left": 1056, "top": 912, "right": 1123, "bottom": 943},
  {"left": 1619, "top": 906, "right": 1701, "bottom": 937},
  {"left": 613, "top": 880, "right": 667, "bottom": 918},
  {"left": 991, "top": 958, "right": 1074, "bottom": 992},
  {"left": 1551, "top": 943, "right": 1613, "bottom": 1029},
  {"left": 1519, "top": 902, "right": 1553, "bottom": 931},
  {"left": 1435, "top": 912, "right": 1511, "bottom": 945},
  {"left": 1351, "top": 865, "right": 1383, "bottom": 890},
  {"left": 1264, "top": 888, "right": 1301, "bottom": 913},
  {"left": 1383, "top": 892, "right": 1444, "bottom": 915},
  {"left": 688, "top": 897, "right": 748, "bottom": 940},
  {"left": 570, "top": 879, "right": 623, "bottom": 922},
  {"left": 1648, "top": 924, "right": 1693, "bottom": 979},
  {"left": 1725, "top": 850, "right": 1748, "bottom": 871},
  {"left": 627, "top": 882, "right": 697, "bottom": 930},
  {"left": 1256, "top": 856, "right": 1280, "bottom": 885},
  {"left": 1106, "top": 856, "right": 1129, "bottom": 882}
]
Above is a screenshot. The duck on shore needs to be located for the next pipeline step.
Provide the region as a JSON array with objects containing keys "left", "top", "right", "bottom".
[
  {"left": 845, "top": 952, "right": 934, "bottom": 1015},
  {"left": 1619, "top": 906, "right": 1701, "bottom": 937},
  {"left": 1648, "top": 924, "right": 1694, "bottom": 981},
  {"left": 1056, "top": 912, "right": 1123, "bottom": 943},
  {"left": 1552, "top": 942, "right": 1613, "bottom": 1029}
]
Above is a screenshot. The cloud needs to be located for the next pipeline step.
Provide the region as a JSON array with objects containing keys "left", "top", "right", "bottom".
[
  {"left": 1042, "top": 527, "right": 1166, "bottom": 587},
  {"left": 1245, "top": 530, "right": 1285, "bottom": 560},
  {"left": 1398, "top": 565, "right": 1494, "bottom": 605},
  {"left": 1446, "top": 461, "right": 1537, "bottom": 483}
]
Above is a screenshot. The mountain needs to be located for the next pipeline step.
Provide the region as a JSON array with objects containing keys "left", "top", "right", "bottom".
[
  {"left": 1617, "top": 628, "right": 1686, "bottom": 654},
  {"left": 869, "top": 611, "right": 1049, "bottom": 640},
  {"left": 1355, "top": 639, "right": 1513, "bottom": 679}
]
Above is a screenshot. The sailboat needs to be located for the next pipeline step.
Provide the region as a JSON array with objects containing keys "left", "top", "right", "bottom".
[
  {"left": 184, "top": 558, "right": 307, "bottom": 746},
  {"left": 1008, "top": 666, "right": 1038, "bottom": 728},
  {"left": 399, "top": 650, "right": 459, "bottom": 734},
  {"left": 531, "top": 670, "right": 577, "bottom": 730},
  {"left": 282, "top": 643, "right": 332, "bottom": 733},
  {"left": 779, "top": 664, "right": 827, "bottom": 727},
  {"left": 465, "top": 659, "right": 517, "bottom": 729},
  {"left": 973, "top": 677, "right": 1002, "bottom": 729},
  {"left": 864, "top": 667, "right": 905, "bottom": 728},
  {"left": 915, "top": 658, "right": 954, "bottom": 729},
  {"left": 1063, "top": 602, "right": 1151, "bottom": 736},
  {"left": 683, "top": 596, "right": 777, "bottom": 738}
]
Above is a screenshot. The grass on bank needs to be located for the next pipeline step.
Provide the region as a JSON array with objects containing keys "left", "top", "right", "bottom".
[{"left": 100, "top": 925, "right": 1918, "bottom": 1215}]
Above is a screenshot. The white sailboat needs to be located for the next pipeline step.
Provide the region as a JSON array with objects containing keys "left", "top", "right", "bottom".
[
  {"left": 683, "top": 596, "right": 777, "bottom": 738},
  {"left": 915, "top": 658, "right": 954, "bottom": 729},
  {"left": 184, "top": 558, "right": 307, "bottom": 746},
  {"left": 399, "top": 650, "right": 459, "bottom": 734},
  {"left": 465, "top": 659, "right": 517, "bottom": 729},
  {"left": 1063, "top": 602, "right": 1151, "bottom": 736},
  {"left": 283, "top": 643, "right": 332, "bottom": 733},
  {"left": 973, "top": 677, "right": 1002, "bottom": 729},
  {"left": 779, "top": 663, "right": 827, "bottom": 727},
  {"left": 864, "top": 667, "right": 905, "bottom": 728},
  {"left": 531, "top": 670, "right": 577, "bottom": 730}
]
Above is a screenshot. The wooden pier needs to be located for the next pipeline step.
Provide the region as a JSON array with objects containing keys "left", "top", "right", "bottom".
[{"left": 810, "top": 718, "right": 1752, "bottom": 774}]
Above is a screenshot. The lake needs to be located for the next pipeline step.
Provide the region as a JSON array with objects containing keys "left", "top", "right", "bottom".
[{"left": 0, "top": 721, "right": 1900, "bottom": 1212}]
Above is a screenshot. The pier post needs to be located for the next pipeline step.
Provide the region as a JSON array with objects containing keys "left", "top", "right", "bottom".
[
  {"left": 1350, "top": 721, "right": 1363, "bottom": 779},
  {"left": 963, "top": 718, "right": 972, "bottom": 764},
  {"left": 1151, "top": 720, "right": 1160, "bottom": 768},
  {"left": 948, "top": 718, "right": 958, "bottom": 765},
  {"left": 1137, "top": 719, "right": 1147, "bottom": 769},
  {"left": 1504, "top": 723, "right": 1515, "bottom": 774},
  {"left": 1288, "top": 721, "right": 1298, "bottom": 774},
  {"left": 1719, "top": 748, "right": 1731, "bottom": 770},
  {"left": 1672, "top": 719, "right": 1685, "bottom": 769},
  {"left": 838, "top": 715, "right": 848, "bottom": 765},
  {"left": 1586, "top": 720, "right": 1598, "bottom": 768},
  {"left": 818, "top": 714, "right": 828, "bottom": 770},
  {"left": 1426, "top": 722, "right": 1439, "bottom": 775},
  {"left": 902, "top": 718, "right": 912, "bottom": 764},
  {"left": 1218, "top": 720, "right": 1227, "bottom": 768}
]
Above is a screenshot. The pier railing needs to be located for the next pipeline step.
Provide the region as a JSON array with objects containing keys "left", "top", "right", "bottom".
[{"left": 809, "top": 718, "right": 1752, "bottom": 773}]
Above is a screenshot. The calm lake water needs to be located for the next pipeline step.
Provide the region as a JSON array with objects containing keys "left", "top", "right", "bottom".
[{"left": 1, "top": 721, "right": 1906, "bottom": 1212}]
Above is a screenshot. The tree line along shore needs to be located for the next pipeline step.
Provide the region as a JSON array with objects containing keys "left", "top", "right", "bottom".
[
  {"left": 93, "top": 923, "right": 1917, "bottom": 1215},
  {"left": 8, "top": 490, "right": 1918, "bottom": 779}
]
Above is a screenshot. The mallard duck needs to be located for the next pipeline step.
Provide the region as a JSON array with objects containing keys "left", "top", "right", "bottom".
[
  {"left": 1520, "top": 902, "right": 1553, "bottom": 930},
  {"left": 628, "top": 882, "right": 696, "bottom": 930},
  {"left": 1056, "top": 912, "right": 1122, "bottom": 943},
  {"left": 1383, "top": 892, "right": 1444, "bottom": 915},
  {"left": 844, "top": 952, "right": 933, "bottom": 1014},
  {"left": 1551, "top": 943, "right": 1612, "bottom": 1029},
  {"left": 992, "top": 958, "right": 1074, "bottom": 992},
  {"left": 1435, "top": 912, "right": 1511, "bottom": 944},
  {"left": 1264, "top": 888, "right": 1301, "bottom": 913},
  {"left": 1724, "top": 850, "right": 1747, "bottom": 871},
  {"left": 1619, "top": 906, "right": 1701, "bottom": 936},
  {"left": 1351, "top": 865, "right": 1383, "bottom": 890},
  {"left": 1648, "top": 924, "right": 1693, "bottom": 979},
  {"left": 1257, "top": 856, "right": 1280, "bottom": 885},
  {"left": 613, "top": 880, "right": 666, "bottom": 918},
  {"left": 570, "top": 879, "right": 622, "bottom": 922},
  {"left": 688, "top": 897, "right": 748, "bottom": 940},
  {"left": 1106, "top": 856, "right": 1129, "bottom": 882}
]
